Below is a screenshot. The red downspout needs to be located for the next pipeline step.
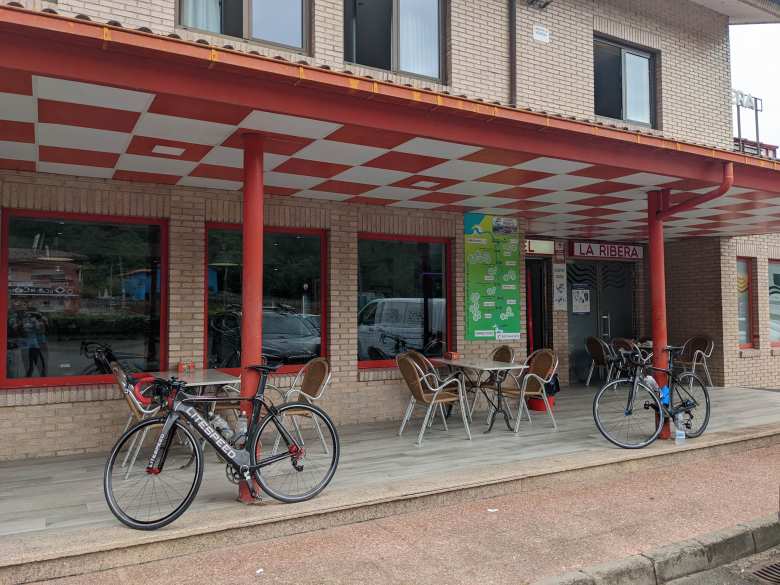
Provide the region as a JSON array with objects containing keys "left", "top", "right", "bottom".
[
  {"left": 239, "top": 132, "right": 264, "bottom": 503},
  {"left": 657, "top": 162, "right": 734, "bottom": 222},
  {"left": 649, "top": 161, "right": 732, "bottom": 439}
]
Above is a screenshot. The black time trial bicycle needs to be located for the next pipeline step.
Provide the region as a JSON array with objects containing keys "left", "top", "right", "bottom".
[
  {"left": 103, "top": 363, "right": 340, "bottom": 530},
  {"left": 592, "top": 344, "right": 710, "bottom": 449}
]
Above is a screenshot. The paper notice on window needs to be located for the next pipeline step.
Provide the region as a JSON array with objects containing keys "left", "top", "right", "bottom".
[{"left": 552, "top": 263, "right": 567, "bottom": 312}]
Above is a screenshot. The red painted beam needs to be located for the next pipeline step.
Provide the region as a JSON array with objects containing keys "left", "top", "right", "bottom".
[
  {"left": 1, "top": 29, "right": 779, "bottom": 193},
  {"left": 239, "top": 132, "right": 264, "bottom": 503}
]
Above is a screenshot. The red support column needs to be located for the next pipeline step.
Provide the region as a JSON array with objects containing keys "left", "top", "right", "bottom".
[
  {"left": 648, "top": 189, "right": 671, "bottom": 438},
  {"left": 239, "top": 132, "right": 264, "bottom": 502}
]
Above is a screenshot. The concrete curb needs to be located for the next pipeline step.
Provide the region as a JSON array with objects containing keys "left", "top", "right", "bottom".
[{"left": 530, "top": 514, "right": 780, "bottom": 585}]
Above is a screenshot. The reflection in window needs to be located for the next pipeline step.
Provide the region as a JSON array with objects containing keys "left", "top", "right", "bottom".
[
  {"left": 344, "top": 0, "right": 442, "bottom": 79},
  {"left": 252, "top": 0, "right": 304, "bottom": 48},
  {"left": 737, "top": 258, "right": 752, "bottom": 346},
  {"left": 358, "top": 238, "right": 447, "bottom": 361},
  {"left": 6, "top": 217, "right": 162, "bottom": 379},
  {"left": 207, "top": 229, "right": 323, "bottom": 368},
  {"left": 769, "top": 262, "right": 780, "bottom": 344},
  {"left": 594, "top": 38, "right": 654, "bottom": 126}
]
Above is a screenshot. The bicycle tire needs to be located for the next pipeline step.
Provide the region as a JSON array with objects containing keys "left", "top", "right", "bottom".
[
  {"left": 104, "top": 417, "right": 203, "bottom": 530},
  {"left": 250, "top": 401, "right": 339, "bottom": 503},
  {"left": 672, "top": 372, "right": 710, "bottom": 438},
  {"left": 593, "top": 378, "right": 664, "bottom": 449}
]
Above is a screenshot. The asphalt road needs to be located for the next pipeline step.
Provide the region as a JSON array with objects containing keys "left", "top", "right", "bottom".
[{"left": 39, "top": 443, "right": 780, "bottom": 585}]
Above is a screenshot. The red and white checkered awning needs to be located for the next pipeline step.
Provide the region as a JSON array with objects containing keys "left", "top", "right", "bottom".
[{"left": 0, "top": 4, "right": 779, "bottom": 243}]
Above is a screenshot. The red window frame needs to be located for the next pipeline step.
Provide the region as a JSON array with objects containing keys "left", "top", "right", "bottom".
[
  {"left": 769, "top": 259, "right": 780, "bottom": 348},
  {"left": 204, "top": 222, "right": 328, "bottom": 375},
  {"left": 357, "top": 232, "right": 454, "bottom": 369},
  {"left": 0, "top": 209, "right": 169, "bottom": 389},
  {"left": 737, "top": 256, "right": 756, "bottom": 349}
]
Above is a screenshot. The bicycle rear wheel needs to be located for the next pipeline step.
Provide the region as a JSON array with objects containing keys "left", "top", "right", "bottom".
[
  {"left": 104, "top": 417, "right": 203, "bottom": 530},
  {"left": 672, "top": 373, "right": 710, "bottom": 438},
  {"left": 250, "top": 402, "right": 339, "bottom": 503},
  {"left": 593, "top": 379, "right": 664, "bottom": 449}
]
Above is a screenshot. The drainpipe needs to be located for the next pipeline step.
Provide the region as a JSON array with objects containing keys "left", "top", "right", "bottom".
[
  {"left": 509, "top": 0, "right": 517, "bottom": 106},
  {"left": 657, "top": 162, "right": 734, "bottom": 221}
]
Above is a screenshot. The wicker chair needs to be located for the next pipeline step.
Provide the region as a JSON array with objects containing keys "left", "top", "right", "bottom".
[
  {"left": 504, "top": 349, "right": 559, "bottom": 432},
  {"left": 277, "top": 357, "right": 332, "bottom": 452},
  {"left": 396, "top": 352, "right": 471, "bottom": 447},
  {"left": 585, "top": 336, "right": 614, "bottom": 386},
  {"left": 677, "top": 336, "right": 715, "bottom": 387}
]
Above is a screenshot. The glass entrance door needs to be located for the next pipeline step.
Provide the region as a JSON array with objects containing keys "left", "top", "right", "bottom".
[{"left": 567, "top": 261, "right": 634, "bottom": 382}]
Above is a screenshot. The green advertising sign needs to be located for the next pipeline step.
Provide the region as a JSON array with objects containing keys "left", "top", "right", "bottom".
[{"left": 464, "top": 213, "right": 522, "bottom": 341}]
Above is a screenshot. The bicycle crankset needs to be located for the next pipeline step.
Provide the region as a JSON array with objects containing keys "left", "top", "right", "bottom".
[{"left": 226, "top": 464, "right": 241, "bottom": 485}]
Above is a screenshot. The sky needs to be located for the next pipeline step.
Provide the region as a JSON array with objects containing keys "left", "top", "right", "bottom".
[{"left": 730, "top": 24, "right": 780, "bottom": 147}]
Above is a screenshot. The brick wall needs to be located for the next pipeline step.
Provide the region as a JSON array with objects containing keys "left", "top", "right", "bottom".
[
  {"left": 0, "top": 169, "right": 531, "bottom": 460},
  {"left": 16, "top": 0, "right": 734, "bottom": 149}
]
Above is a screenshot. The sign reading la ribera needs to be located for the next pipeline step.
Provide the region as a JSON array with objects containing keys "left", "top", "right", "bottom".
[{"left": 571, "top": 241, "right": 644, "bottom": 260}]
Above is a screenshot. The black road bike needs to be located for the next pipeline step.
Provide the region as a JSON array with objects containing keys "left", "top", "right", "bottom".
[
  {"left": 103, "top": 364, "right": 340, "bottom": 530},
  {"left": 593, "top": 345, "right": 711, "bottom": 449}
]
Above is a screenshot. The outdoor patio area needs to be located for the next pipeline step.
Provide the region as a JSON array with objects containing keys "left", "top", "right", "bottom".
[{"left": 3, "top": 384, "right": 780, "bottom": 571}]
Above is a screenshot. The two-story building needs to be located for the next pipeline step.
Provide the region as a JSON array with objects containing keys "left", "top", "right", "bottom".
[{"left": 1, "top": 0, "right": 779, "bottom": 460}]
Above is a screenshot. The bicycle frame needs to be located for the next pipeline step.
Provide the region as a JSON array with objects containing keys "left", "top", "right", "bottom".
[{"left": 145, "top": 390, "right": 299, "bottom": 476}]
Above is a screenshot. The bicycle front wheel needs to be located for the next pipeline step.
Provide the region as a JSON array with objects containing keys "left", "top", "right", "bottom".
[
  {"left": 104, "top": 417, "right": 203, "bottom": 530},
  {"left": 593, "top": 379, "right": 664, "bottom": 449},
  {"left": 672, "top": 373, "right": 710, "bottom": 438},
  {"left": 251, "top": 402, "right": 339, "bottom": 503}
]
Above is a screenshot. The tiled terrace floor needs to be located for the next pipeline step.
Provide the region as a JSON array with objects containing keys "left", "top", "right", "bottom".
[{"left": 1, "top": 384, "right": 780, "bottom": 576}]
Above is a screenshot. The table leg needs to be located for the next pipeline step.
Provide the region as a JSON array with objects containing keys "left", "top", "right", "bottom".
[{"left": 485, "top": 379, "right": 513, "bottom": 433}]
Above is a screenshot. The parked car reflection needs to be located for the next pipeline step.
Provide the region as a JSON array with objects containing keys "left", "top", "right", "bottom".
[
  {"left": 207, "top": 307, "right": 322, "bottom": 368},
  {"left": 357, "top": 297, "right": 445, "bottom": 361}
]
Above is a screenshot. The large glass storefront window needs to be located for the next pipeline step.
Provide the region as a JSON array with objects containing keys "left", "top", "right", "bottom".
[
  {"left": 358, "top": 237, "right": 447, "bottom": 363},
  {"left": 5, "top": 215, "right": 163, "bottom": 381},
  {"left": 737, "top": 258, "right": 753, "bottom": 347},
  {"left": 769, "top": 261, "right": 780, "bottom": 345},
  {"left": 207, "top": 228, "right": 324, "bottom": 369}
]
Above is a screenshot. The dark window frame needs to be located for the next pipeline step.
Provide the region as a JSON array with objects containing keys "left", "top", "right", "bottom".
[
  {"left": 344, "top": 0, "right": 447, "bottom": 82},
  {"left": 204, "top": 222, "right": 328, "bottom": 375},
  {"left": 0, "top": 209, "right": 169, "bottom": 389},
  {"left": 357, "top": 232, "right": 453, "bottom": 369},
  {"left": 177, "top": 0, "right": 312, "bottom": 54},
  {"left": 594, "top": 36, "right": 657, "bottom": 128}
]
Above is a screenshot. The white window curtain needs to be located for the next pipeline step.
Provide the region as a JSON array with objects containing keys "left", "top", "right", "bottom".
[
  {"left": 180, "top": 0, "right": 221, "bottom": 33},
  {"left": 399, "top": 0, "right": 440, "bottom": 78}
]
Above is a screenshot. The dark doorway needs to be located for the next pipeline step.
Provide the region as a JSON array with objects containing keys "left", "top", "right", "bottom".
[{"left": 525, "top": 258, "right": 551, "bottom": 354}]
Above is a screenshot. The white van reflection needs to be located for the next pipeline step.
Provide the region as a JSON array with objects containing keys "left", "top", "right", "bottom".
[{"left": 357, "top": 298, "right": 445, "bottom": 360}]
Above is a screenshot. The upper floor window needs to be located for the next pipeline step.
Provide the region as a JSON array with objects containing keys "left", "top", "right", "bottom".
[
  {"left": 179, "top": 0, "right": 307, "bottom": 51},
  {"left": 344, "top": 0, "right": 443, "bottom": 80},
  {"left": 594, "top": 38, "right": 655, "bottom": 127}
]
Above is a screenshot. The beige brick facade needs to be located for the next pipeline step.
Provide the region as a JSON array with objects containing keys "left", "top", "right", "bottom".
[
  {"left": 17, "top": 0, "right": 734, "bottom": 149},
  {"left": 0, "top": 169, "right": 527, "bottom": 460}
]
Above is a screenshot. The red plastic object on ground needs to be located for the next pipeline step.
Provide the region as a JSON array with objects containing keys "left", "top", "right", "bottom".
[{"left": 527, "top": 396, "right": 555, "bottom": 412}]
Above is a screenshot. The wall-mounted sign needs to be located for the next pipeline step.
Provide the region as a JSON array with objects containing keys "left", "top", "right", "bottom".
[
  {"left": 464, "top": 214, "right": 523, "bottom": 341},
  {"left": 552, "top": 263, "right": 567, "bottom": 311},
  {"left": 532, "top": 24, "right": 551, "bottom": 43},
  {"left": 571, "top": 286, "right": 591, "bottom": 315},
  {"left": 525, "top": 239, "right": 554, "bottom": 256},
  {"left": 571, "top": 241, "right": 644, "bottom": 261}
]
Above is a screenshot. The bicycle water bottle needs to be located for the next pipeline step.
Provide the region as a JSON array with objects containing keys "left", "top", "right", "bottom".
[
  {"left": 674, "top": 413, "right": 686, "bottom": 446},
  {"left": 209, "top": 413, "right": 233, "bottom": 440},
  {"left": 232, "top": 414, "right": 248, "bottom": 448}
]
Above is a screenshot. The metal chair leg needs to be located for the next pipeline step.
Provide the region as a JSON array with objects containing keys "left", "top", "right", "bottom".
[
  {"left": 439, "top": 404, "right": 449, "bottom": 431},
  {"left": 586, "top": 361, "right": 595, "bottom": 386},
  {"left": 417, "top": 402, "right": 435, "bottom": 447},
  {"left": 542, "top": 392, "right": 557, "bottom": 430},
  {"left": 458, "top": 390, "right": 472, "bottom": 441},
  {"left": 398, "top": 397, "right": 416, "bottom": 436}
]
